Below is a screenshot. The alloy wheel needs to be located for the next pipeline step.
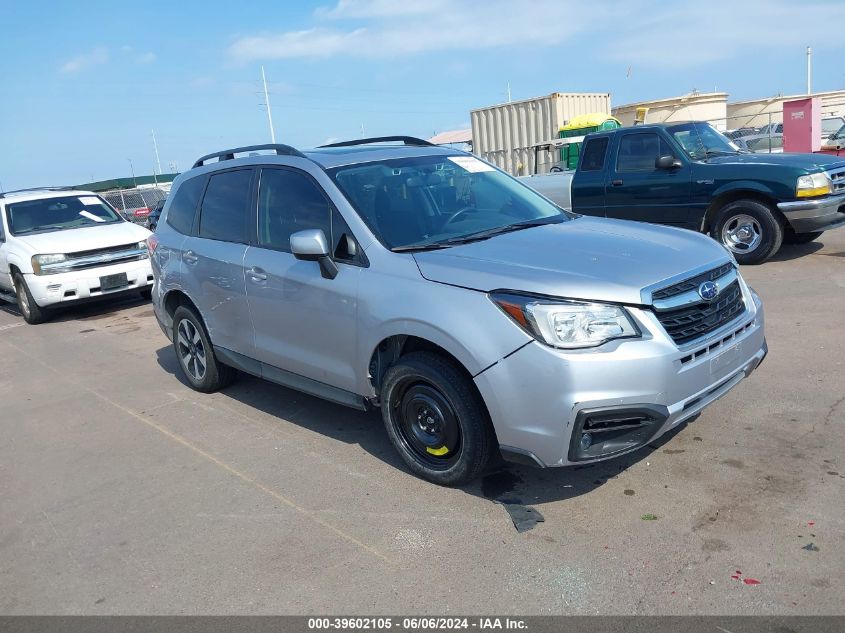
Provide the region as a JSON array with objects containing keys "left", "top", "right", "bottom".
[
  {"left": 176, "top": 318, "right": 207, "bottom": 382},
  {"left": 721, "top": 213, "right": 762, "bottom": 254}
]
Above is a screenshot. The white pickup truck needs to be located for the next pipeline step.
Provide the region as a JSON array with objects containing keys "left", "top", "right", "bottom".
[{"left": 0, "top": 188, "right": 153, "bottom": 324}]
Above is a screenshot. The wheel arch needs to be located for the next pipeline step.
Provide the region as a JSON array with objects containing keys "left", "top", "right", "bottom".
[
  {"left": 160, "top": 288, "right": 206, "bottom": 336},
  {"left": 368, "top": 334, "right": 477, "bottom": 397},
  {"left": 701, "top": 187, "right": 783, "bottom": 233}
]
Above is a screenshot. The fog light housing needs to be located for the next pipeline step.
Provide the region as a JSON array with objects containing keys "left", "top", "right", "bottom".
[{"left": 569, "top": 405, "right": 669, "bottom": 461}]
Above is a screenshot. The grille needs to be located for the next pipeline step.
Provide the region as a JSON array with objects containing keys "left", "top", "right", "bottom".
[
  {"left": 651, "top": 263, "right": 733, "bottom": 301},
  {"left": 829, "top": 168, "right": 845, "bottom": 194},
  {"left": 655, "top": 280, "right": 745, "bottom": 345},
  {"left": 68, "top": 243, "right": 138, "bottom": 258}
]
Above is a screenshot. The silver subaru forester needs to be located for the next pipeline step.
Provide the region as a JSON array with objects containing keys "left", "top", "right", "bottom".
[{"left": 150, "top": 137, "right": 767, "bottom": 485}]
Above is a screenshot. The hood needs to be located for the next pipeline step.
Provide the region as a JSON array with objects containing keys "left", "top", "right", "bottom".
[
  {"left": 413, "top": 217, "right": 730, "bottom": 305},
  {"left": 704, "top": 152, "right": 845, "bottom": 172},
  {"left": 14, "top": 221, "right": 151, "bottom": 254}
]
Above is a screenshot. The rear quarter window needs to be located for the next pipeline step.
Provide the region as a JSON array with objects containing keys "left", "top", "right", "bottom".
[
  {"left": 580, "top": 137, "right": 609, "bottom": 171},
  {"left": 166, "top": 176, "right": 206, "bottom": 235},
  {"left": 198, "top": 169, "right": 254, "bottom": 243}
]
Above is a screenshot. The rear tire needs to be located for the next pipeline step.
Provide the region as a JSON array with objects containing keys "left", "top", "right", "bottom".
[
  {"left": 172, "top": 305, "right": 235, "bottom": 392},
  {"left": 13, "top": 273, "right": 50, "bottom": 324},
  {"left": 784, "top": 230, "right": 823, "bottom": 245},
  {"left": 380, "top": 351, "right": 497, "bottom": 486},
  {"left": 711, "top": 199, "right": 783, "bottom": 265}
]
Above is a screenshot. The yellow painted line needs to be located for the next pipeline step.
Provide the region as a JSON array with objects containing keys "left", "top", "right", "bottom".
[{"left": 3, "top": 340, "right": 396, "bottom": 566}]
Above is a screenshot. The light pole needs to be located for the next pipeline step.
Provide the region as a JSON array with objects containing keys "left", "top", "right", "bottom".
[{"left": 127, "top": 158, "right": 137, "bottom": 188}]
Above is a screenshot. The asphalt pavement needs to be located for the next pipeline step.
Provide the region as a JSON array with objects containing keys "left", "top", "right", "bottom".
[{"left": 1, "top": 232, "right": 843, "bottom": 615}]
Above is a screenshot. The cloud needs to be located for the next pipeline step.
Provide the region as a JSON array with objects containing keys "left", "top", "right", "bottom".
[
  {"left": 603, "top": 0, "right": 845, "bottom": 68},
  {"left": 227, "top": 0, "right": 601, "bottom": 62},
  {"left": 60, "top": 47, "right": 109, "bottom": 73},
  {"left": 227, "top": 0, "right": 845, "bottom": 68},
  {"left": 137, "top": 52, "right": 156, "bottom": 64}
]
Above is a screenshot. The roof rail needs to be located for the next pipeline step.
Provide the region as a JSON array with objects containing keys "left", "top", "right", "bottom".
[
  {"left": 0, "top": 186, "right": 74, "bottom": 199},
  {"left": 318, "top": 136, "right": 434, "bottom": 148},
  {"left": 193, "top": 144, "right": 306, "bottom": 169}
]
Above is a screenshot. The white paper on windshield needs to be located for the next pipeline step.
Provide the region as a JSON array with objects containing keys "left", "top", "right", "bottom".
[
  {"left": 447, "top": 156, "right": 494, "bottom": 173},
  {"left": 79, "top": 210, "right": 106, "bottom": 222},
  {"left": 79, "top": 196, "right": 101, "bottom": 206}
]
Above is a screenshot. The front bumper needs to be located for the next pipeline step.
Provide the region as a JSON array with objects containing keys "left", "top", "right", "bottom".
[
  {"left": 777, "top": 193, "right": 845, "bottom": 233},
  {"left": 24, "top": 259, "right": 153, "bottom": 308},
  {"left": 475, "top": 285, "right": 766, "bottom": 468}
]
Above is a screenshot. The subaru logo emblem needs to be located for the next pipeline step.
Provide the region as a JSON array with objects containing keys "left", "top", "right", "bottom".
[{"left": 698, "top": 281, "right": 719, "bottom": 301}]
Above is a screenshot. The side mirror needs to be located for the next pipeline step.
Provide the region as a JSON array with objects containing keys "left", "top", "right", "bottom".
[
  {"left": 290, "top": 229, "right": 338, "bottom": 280},
  {"left": 655, "top": 155, "right": 682, "bottom": 170}
]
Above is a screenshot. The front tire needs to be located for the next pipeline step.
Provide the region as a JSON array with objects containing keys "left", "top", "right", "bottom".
[
  {"left": 172, "top": 305, "right": 235, "bottom": 392},
  {"left": 13, "top": 273, "right": 50, "bottom": 324},
  {"left": 711, "top": 199, "right": 783, "bottom": 265},
  {"left": 380, "top": 352, "right": 497, "bottom": 486}
]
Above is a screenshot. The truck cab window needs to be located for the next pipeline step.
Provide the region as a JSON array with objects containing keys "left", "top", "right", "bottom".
[{"left": 580, "top": 137, "right": 609, "bottom": 171}]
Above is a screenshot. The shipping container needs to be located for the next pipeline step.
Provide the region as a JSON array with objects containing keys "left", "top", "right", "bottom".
[{"left": 471, "top": 93, "right": 611, "bottom": 175}]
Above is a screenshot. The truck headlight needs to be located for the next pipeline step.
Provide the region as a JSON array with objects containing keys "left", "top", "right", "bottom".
[
  {"left": 138, "top": 240, "right": 149, "bottom": 259},
  {"left": 796, "top": 172, "right": 832, "bottom": 198},
  {"left": 491, "top": 292, "right": 641, "bottom": 349},
  {"left": 31, "top": 253, "right": 69, "bottom": 275}
]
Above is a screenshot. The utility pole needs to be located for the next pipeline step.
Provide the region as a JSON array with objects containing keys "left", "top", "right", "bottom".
[
  {"left": 507, "top": 82, "right": 512, "bottom": 103},
  {"left": 807, "top": 46, "right": 812, "bottom": 95},
  {"left": 151, "top": 129, "right": 162, "bottom": 175},
  {"left": 261, "top": 65, "right": 276, "bottom": 143},
  {"left": 127, "top": 158, "right": 137, "bottom": 188}
]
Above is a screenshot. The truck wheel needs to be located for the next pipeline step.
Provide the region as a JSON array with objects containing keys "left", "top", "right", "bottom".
[
  {"left": 784, "top": 230, "right": 823, "bottom": 245},
  {"left": 172, "top": 305, "right": 235, "bottom": 392},
  {"left": 13, "top": 273, "right": 51, "bottom": 324},
  {"left": 712, "top": 200, "right": 783, "bottom": 265},
  {"left": 380, "top": 351, "right": 497, "bottom": 486}
]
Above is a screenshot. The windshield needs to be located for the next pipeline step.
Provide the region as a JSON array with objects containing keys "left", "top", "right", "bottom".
[
  {"left": 327, "top": 154, "right": 568, "bottom": 250},
  {"left": 5, "top": 194, "right": 123, "bottom": 236},
  {"left": 668, "top": 122, "right": 740, "bottom": 160},
  {"left": 823, "top": 118, "right": 844, "bottom": 135}
]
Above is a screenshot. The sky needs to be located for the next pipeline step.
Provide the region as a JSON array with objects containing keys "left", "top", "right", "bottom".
[{"left": 1, "top": 0, "right": 845, "bottom": 190}]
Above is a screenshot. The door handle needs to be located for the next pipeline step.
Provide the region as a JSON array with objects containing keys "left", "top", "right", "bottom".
[
  {"left": 611, "top": 179, "right": 624, "bottom": 187},
  {"left": 183, "top": 250, "right": 198, "bottom": 265},
  {"left": 247, "top": 267, "right": 268, "bottom": 282}
]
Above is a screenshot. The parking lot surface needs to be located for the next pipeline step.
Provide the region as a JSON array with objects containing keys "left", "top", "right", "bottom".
[{"left": 1, "top": 234, "right": 843, "bottom": 615}]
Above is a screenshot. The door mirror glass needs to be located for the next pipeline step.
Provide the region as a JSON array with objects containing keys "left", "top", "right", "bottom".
[
  {"left": 655, "top": 155, "right": 681, "bottom": 170},
  {"left": 291, "top": 228, "right": 330, "bottom": 260}
]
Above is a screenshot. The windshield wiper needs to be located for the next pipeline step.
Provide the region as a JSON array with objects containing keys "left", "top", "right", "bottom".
[
  {"left": 13, "top": 224, "right": 68, "bottom": 234},
  {"left": 443, "top": 215, "right": 565, "bottom": 245},
  {"left": 391, "top": 241, "right": 455, "bottom": 253}
]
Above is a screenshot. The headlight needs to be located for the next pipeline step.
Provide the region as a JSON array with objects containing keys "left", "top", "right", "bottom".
[
  {"left": 796, "top": 172, "right": 832, "bottom": 198},
  {"left": 138, "top": 240, "right": 149, "bottom": 259},
  {"left": 491, "top": 292, "right": 641, "bottom": 349},
  {"left": 31, "top": 253, "right": 68, "bottom": 275}
]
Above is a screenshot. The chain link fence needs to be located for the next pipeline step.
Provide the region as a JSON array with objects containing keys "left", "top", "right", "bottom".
[{"left": 101, "top": 187, "right": 168, "bottom": 223}]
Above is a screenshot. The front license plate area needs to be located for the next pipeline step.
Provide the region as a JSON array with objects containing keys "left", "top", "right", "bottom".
[
  {"left": 710, "top": 342, "right": 742, "bottom": 376},
  {"left": 99, "top": 272, "right": 129, "bottom": 292}
]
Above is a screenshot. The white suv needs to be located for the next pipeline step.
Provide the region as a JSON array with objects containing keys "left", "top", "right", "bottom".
[{"left": 0, "top": 188, "right": 153, "bottom": 323}]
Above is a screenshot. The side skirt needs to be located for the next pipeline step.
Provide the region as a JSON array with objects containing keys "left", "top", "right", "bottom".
[{"left": 214, "top": 346, "right": 367, "bottom": 411}]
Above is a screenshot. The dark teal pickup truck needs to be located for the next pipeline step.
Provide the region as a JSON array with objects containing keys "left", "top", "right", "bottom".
[{"left": 524, "top": 121, "right": 845, "bottom": 263}]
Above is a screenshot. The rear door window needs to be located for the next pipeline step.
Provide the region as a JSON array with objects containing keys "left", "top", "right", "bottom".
[
  {"left": 198, "top": 169, "right": 254, "bottom": 243},
  {"left": 580, "top": 137, "right": 609, "bottom": 171},
  {"left": 166, "top": 176, "right": 206, "bottom": 235}
]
